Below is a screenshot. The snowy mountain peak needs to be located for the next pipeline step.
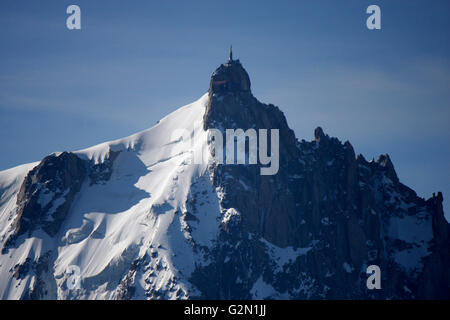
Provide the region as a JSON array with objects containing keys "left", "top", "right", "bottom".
[{"left": 0, "top": 58, "right": 448, "bottom": 299}]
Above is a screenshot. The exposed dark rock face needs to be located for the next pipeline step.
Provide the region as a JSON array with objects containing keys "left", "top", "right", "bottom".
[
  {"left": 204, "top": 59, "right": 299, "bottom": 247},
  {"left": 1, "top": 57, "right": 447, "bottom": 300},
  {"left": 15, "top": 251, "right": 56, "bottom": 300},
  {"left": 208, "top": 59, "right": 251, "bottom": 95},
  {"left": 2, "top": 149, "right": 121, "bottom": 254},
  {"left": 196, "top": 58, "right": 450, "bottom": 299},
  {"left": 89, "top": 150, "right": 120, "bottom": 185},
  {"left": 2, "top": 152, "right": 87, "bottom": 252}
]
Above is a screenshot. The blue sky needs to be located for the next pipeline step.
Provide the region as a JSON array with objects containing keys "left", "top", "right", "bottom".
[{"left": 0, "top": 0, "right": 449, "bottom": 219}]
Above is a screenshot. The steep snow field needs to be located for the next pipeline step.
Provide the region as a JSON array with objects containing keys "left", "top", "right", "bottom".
[
  {"left": 0, "top": 89, "right": 447, "bottom": 299},
  {"left": 0, "top": 93, "right": 223, "bottom": 299}
]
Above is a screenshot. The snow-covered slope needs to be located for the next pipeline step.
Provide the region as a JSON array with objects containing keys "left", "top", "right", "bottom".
[
  {"left": 0, "top": 93, "right": 224, "bottom": 299},
  {"left": 0, "top": 58, "right": 448, "bottom": 300}
]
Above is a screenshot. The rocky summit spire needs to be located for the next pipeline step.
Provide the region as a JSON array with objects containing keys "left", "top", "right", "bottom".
[
  {"left": 0, "top": 51, "right": 448, "bottom": 300},
  {"left": 208, "top": 52, "right": 251, "bottom": 96}
]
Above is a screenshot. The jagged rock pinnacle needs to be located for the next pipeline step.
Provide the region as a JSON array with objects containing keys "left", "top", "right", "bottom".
[
  {"left": 209, "top": 51, "right": 251, "bottom": 95},
  {"left": 314, "top": 127, "right": 325, "bottom": 142}
]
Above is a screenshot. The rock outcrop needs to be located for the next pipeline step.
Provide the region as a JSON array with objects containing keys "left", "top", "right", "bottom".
[
  {"left": 2, "top": 152, "right": 86, "bottom": 252},
  {"left": 2, "top": 149, "right": 121, "bottom": 253},
  {"left": 0, "top": 55, "right": 447, "bottom": 300},
  {"left": 195, "top": 57, "right": 450, "bottom": 299}
]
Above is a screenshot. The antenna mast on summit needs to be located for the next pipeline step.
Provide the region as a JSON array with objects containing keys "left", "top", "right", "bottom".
[{"left": 228, "top": 45, "right": 233, "bottom": 62}]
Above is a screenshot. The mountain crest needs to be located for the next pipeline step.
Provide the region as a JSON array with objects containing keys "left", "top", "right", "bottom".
[
  {"left": 209, "top": 51, "right": 251, "bottom": 95},
  {"left": 0, "top": 54, "right": 448, "bottom": 300}
]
